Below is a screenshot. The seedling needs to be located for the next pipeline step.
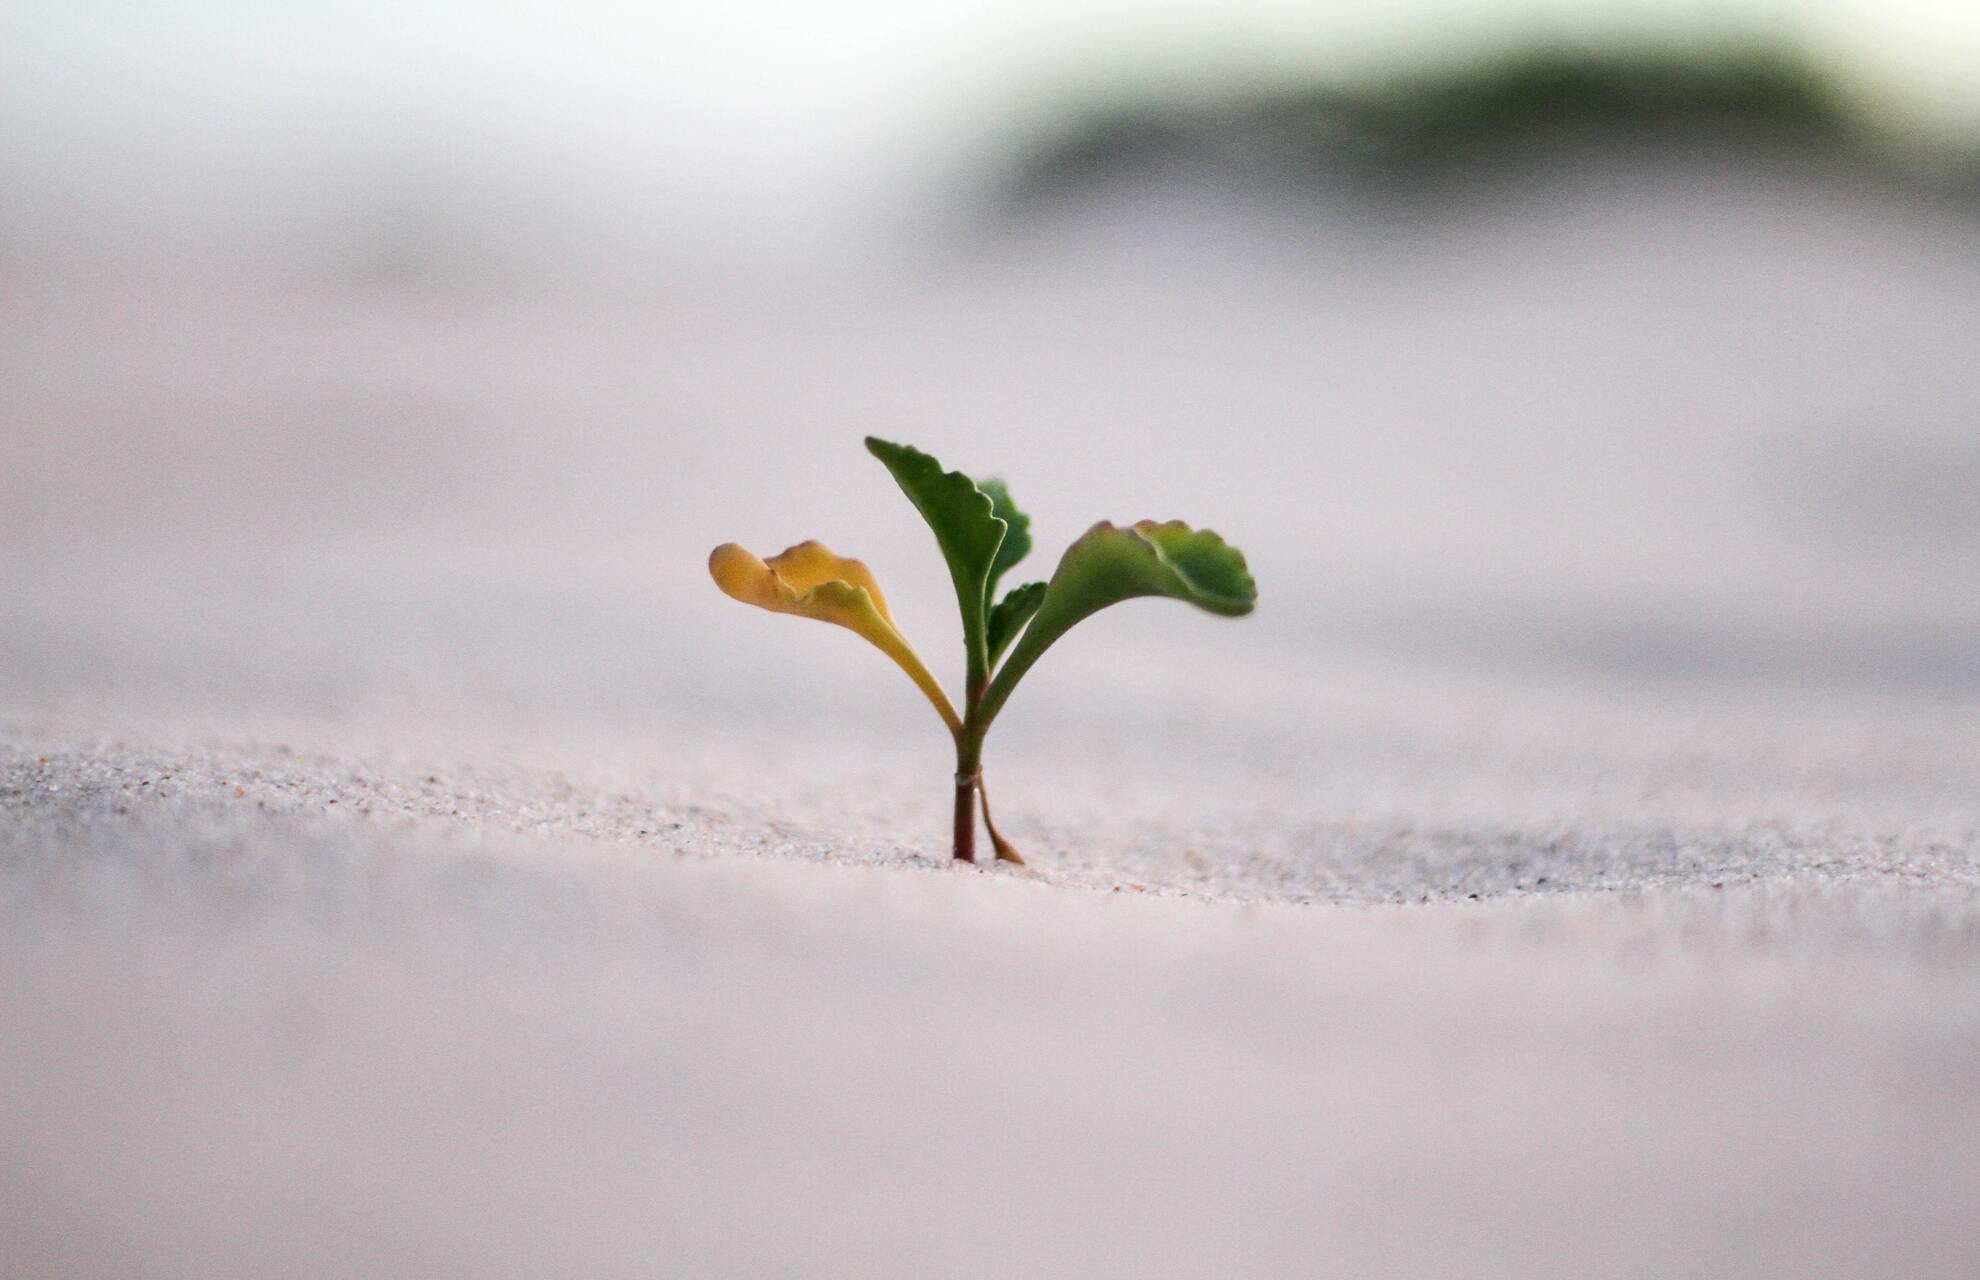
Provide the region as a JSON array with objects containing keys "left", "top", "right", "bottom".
[{"left": 710, "top": 437, "right": 1256, "bottom": 864}]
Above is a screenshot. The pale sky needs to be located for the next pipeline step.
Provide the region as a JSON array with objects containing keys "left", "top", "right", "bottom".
[{"left": 6, "top": 0, "right": 1979, "bottom": 274}]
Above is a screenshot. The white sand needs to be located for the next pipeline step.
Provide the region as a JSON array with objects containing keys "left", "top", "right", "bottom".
[{"left": 6, "top": 164, "right": 1980, "bottom": 1275}]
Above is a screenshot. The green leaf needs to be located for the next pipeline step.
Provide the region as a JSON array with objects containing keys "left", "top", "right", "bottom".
[
  {"left": 865, "top": 437, "right": 1007, "bottom": 684},
  {"left": 975, "top": 520, "right": 1256, "bottom": 729},
  {"left": 985, "top": 581, "right": 1046, "bottom": 668},
  {"left": 978, "top": 478, "right": 1032, "bottom": 599}
]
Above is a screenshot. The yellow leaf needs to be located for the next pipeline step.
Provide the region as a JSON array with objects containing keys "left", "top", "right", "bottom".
[{"left": 709, "top": 540, "right": 961, "bottom": 736}]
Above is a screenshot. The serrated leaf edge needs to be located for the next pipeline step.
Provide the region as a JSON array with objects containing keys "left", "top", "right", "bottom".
[
  {"left": 864, "top": 436, "right": 1009, "bottom": 683},
  {"left": 973, "top": 518, "right": 1256, "bottom": 730}
]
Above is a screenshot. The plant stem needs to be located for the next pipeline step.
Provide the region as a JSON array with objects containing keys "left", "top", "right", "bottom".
[
  {"left": 977, "top": 774, "right": 1024, "bottom": 864},
  {"left": 952, "top": 763, "right": 978, "bottom": 864},
  {"left": 952, "top": 673, "right": 987, "bottom": 864}
]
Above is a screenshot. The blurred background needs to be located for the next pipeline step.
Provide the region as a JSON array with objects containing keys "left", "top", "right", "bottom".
[
  {"left": 13, "top": 14, "right": 1980, "bottom": 1271},
  {"left": 15, "top": 15, "right": 1980, "bottom": 1276},
  {"left": 5, "top": 0, "right": 1980, "bottom": 787},
  {"left": 6, "top": 0, "right": 1980, "bottom": 285}
]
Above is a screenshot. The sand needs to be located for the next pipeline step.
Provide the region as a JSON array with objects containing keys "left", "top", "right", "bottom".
[{"left": 6, "top": 162, "right": 1980, "bottom": 1275}]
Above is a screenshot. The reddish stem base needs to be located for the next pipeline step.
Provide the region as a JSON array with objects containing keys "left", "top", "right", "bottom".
[{"left": 952, "top": 770, "right": 979, "bottom": 863}]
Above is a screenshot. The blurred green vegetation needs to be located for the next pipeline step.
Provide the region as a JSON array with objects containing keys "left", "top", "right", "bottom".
[{"left": 999, "top": 44, "right": 1978, "bottom": 209}]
